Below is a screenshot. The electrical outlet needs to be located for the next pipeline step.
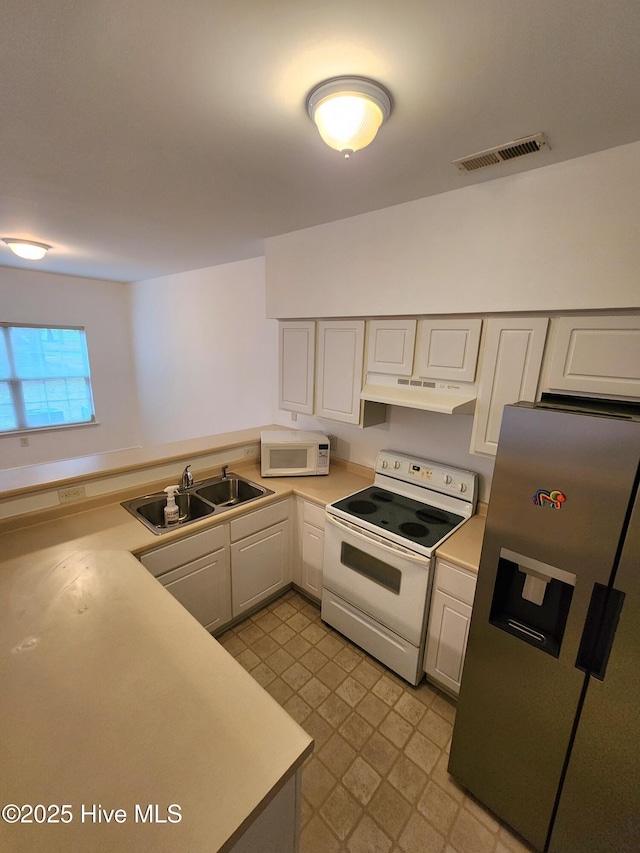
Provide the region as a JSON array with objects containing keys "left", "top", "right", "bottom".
[
  {"left": 20, "top": 436, "right": 29, "bottom": 447},
  {"left": 58, "top": 485, "right": 86, "bottom": 504},
  {"left": 328, "top": 434, "right": 338, "bottom": 452}
]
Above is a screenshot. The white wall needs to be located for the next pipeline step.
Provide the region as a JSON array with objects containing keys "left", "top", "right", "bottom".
[
  {"left": 265, "top": 141, "right": 640, "bottom": 319},
  {"left": 0, "top": 267, "right": 141, "bottom": 469},
  {"left": 130, "top": 257, "right": 278, "bottom": 445},
  {"left": 280, "top": 407, "right": 496, "bottom": 503}
]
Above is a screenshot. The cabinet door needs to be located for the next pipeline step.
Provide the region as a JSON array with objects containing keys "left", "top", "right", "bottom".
[
  {"left": 315, "top": 320, "right": 365, "bottom": 424},
  {"left": 279, "top": 321, "right": 315, "bottom": 414},
  {"left": 471, "top": 317, "right": 548, "bottom": 456},
  {"left": 545, "top": 314, "right": 640, "bottom": 398},
  {"left": 415, "top": 318, "right": 482, "bottom": 381},
  {"left": 160, "top": 548, "right": 231, "bottom": 633},
  {"left": 231, "top": 521, "right": 290, "bottom": 617},
  {"left": 301, "top": 521, "right": 324, "bottom": 600},
  {"left": 425, "top": 588, "right": 472, "bottom": 696},
  {"left": 366, "top": 319, "right": 416, "bottom": 375}
]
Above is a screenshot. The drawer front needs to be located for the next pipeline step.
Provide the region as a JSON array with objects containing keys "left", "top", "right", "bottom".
[
  {"left": 230, "top": 499, "right": 289, "bottom": 542},
  {"left": 140, "top": 524, "right": 226, "bottom": 577},
  {"left": 303, "top": 500, "right": 326, "bottom": 528},
  {"left": 155, "top": 547, "right": 223, "bottom": 584},
  {"left": 435, "top": 558, "right": 477, "bottom": 606}
]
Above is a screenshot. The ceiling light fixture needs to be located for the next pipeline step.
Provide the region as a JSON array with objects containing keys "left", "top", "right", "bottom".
[
  {"left": 2, "top": 238, "right": 52, "bottom": 260},
  {"left": 306, "top": 76, "right": 392, "bottom": 159}
]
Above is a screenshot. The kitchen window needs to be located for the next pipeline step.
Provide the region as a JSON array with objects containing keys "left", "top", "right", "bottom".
[{"left": 0, "top": 323, "right": 96, "bottom": 433}]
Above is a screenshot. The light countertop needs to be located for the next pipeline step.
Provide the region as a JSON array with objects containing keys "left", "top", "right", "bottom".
[
  {"left": 435, "top": 512, "right": 487, "bottom": 574},
  {"left": 0, "top": 457, "right": 485, "bottom": 851},
  {"left": 0, "top": 549, "right": 313, "bottom": 852},
  {"left": 0, "top": 461, "right": 374, "bottom": 566},
  {"left": 0, "top": 462, "right": 373, "bottom": 853}
]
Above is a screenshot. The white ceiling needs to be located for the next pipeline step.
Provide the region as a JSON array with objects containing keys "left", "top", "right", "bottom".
[{"left": 2, "top": 0, "right": 640, "bottom": 283}]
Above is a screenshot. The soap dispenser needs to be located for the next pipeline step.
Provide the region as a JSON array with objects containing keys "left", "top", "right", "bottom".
[{"left": 164, "top": 485, "right": 180, "bottom": 526}]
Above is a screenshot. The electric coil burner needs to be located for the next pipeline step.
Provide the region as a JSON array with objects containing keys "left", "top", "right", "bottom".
[{"left": 321, "top": 449, "right": 478, "bottom": 684}]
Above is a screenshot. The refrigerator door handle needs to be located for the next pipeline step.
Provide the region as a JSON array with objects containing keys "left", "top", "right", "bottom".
[{"left": 575, "top": 583, "right": 626, "bottom": 680}]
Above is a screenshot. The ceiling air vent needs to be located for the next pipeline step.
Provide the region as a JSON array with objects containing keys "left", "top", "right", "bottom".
[{"left": 453, "top": 133, "right": 549, "bottom": 173}]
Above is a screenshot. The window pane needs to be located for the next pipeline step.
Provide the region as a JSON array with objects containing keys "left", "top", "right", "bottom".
[
  {"left": 0, "top": 382, "right": 17, "bottom": 431},
  {"left": 23, "top": 379, "right": 93, "bottom": 427},
  {"left": 0, "top": 332, "right": 10, "bottom": 380},
  {"left": 10, "top": 327, "right": 90, "bottom": 379}
]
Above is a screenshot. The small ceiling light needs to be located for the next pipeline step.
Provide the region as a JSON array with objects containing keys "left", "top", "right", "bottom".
[
  {"left": 2, "top": 238, "right": 52, "bottom": 260},
  {"left": 306, "top": 76, "right": 392, "bottom": 159}
]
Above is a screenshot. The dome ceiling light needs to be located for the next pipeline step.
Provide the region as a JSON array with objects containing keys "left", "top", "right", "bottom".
[
  {"left": 306, "top": 76, "right": 392, "bottom": 159},
  {"left": 2, "top": 238, "right": 52, "bottom": 260}
]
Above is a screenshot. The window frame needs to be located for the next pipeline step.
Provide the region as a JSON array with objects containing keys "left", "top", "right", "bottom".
[{"left": 0, "top": 322, "right": 97, "bottom": 435}]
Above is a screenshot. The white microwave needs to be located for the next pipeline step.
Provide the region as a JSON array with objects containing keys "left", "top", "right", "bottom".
[{"left": 260, "top": 430, "right": 330, "bottom": 477}]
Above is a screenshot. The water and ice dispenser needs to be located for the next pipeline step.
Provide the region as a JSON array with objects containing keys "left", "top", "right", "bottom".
[{"left": 489, "top": 548, "right": 576, "bottom": 657}]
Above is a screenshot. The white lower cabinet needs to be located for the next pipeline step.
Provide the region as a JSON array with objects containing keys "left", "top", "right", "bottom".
[
  {"left": 230, "top": 500, "right": 291, "bottom": 618},
  {"left": 294, "top": 499, "right": 325, "bottom": 601},
  {"left": 140, "top": 524, "right": 232, "bottom": 633},
  {"left": 425, "top": 558, "right": 477, "bottom": 696},
  {"left": 139, "top": 501, "right": 293, "bottom": 628},
  {"left": 160, "top": 549, "right": 231, "bottom": 633}
]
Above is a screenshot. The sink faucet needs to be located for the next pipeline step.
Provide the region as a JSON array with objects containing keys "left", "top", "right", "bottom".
[
  {"left": 221, "top": 465, "right": 229, "bottom": 480},
  {"left": 179, "top": 464, "right": 194, "bottom": 490}
]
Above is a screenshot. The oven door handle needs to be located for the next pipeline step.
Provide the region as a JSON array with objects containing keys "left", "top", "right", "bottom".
[{"left": 325, "top": 513, "right": 431, "bottom": 565}]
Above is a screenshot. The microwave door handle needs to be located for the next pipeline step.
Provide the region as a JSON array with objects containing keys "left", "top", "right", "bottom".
[{"left": 325, "top": 513, "right": 430, "bottom": 565}]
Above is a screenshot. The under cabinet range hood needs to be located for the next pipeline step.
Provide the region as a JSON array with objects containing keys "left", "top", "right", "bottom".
[
  {"left": 362, "top": 317, "right": 481, "bottom": 415},
  {"left": 361, "top": 373, "right": 477, "bottom": 415}
]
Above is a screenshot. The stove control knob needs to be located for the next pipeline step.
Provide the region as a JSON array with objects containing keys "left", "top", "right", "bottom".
[
  {"left": 443, "top": 474, "right": 452, "bottom": 484},
  {"left": 394, "top": 461, "right": 401, "bottom": 469},
  {"left": 458, "top": 483, "right": 467, "bottom": 493},
  {"left": 381, "top": 460, "right": 388, "bottom": 469}
]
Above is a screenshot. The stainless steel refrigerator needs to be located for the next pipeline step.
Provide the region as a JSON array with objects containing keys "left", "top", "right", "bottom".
[{"left": 449, "top": 397, "right": 640, "bottom": 853}]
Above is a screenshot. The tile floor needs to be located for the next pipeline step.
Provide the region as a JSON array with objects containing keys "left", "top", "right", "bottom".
[{"left": 218, "top": 589, "right": 534, "bottom": 853}]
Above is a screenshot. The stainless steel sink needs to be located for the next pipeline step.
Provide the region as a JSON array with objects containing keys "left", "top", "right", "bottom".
[
  {"left": 121, "top": 472, "right": 273, "bottom": 534},
  {"left": 122, "top": 491, "right": 216, "bottom": 533},
  {"left": 195, "top": 477, "right": 264, "bottom": 507}
]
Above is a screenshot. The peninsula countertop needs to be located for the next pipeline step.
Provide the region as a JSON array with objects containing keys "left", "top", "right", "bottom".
[
  {"left": 0, "top": 549, "right": 313, "bottom": 852},
  {"left": 0, "top": 458, "right": 486, "bottom": 851},
  {"left": 0, "top": 462, "right": 374, "bottom": 852}
]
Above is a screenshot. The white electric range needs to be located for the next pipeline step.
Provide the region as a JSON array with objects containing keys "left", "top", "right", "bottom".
[{"left": 321, "top": 449, "right": 477, "bottom": 685}]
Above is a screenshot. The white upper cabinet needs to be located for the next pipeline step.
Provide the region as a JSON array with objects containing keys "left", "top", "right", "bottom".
[
  {"left": 366, "top": 319, "right": 417, "bottom": 376},
  {"left": 316, "top": 320, "right": 366, "bottom": 424},
  {"left": 544, "top": 315, "right": 640, "bottom": 399},
  {"left": 279, "top": 321, "right": 315, "bottom": 414},
  {"left": 278, "top": 319, "right": 386, "bottom": 427},
  {"left": 471, "top": 317, "right": 549, "bottom": 456},
  {"left": 415, "top": 319, "right": 482, "bottom": 381}
]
